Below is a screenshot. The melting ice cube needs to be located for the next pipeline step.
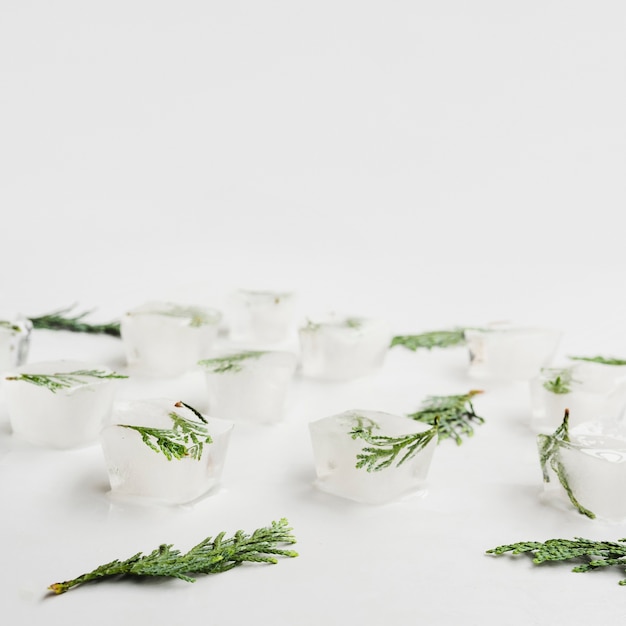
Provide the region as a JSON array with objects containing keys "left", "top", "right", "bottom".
[
  {"left": 0, "top": 315, "right": 32, "bottom": 373},
  {"left": 100, "top": 398, "right": 233, "bottom": 505},
  {"left": 298, "top": 314, "right": 391, "bottom": 381},
  {"left": 199, "top": 350, "right": 297, "bottom": 423},
  {"left": 465, "top": 323, "right": 562, "bottom": 381},
  {"left": 543, "top": 420, "right": 626, "bottom": 522},
  {"left": 309, "top": 409, "right": 438, "bottom": 504},
  {"left": 4, "top": 360, "right": 125, "bottom": 448},
  {"left": 227, "top": 289, "right": 297, "bottom": 344},
  {"left": 120, "top": 301, "right": 222, "bottom": 377}
]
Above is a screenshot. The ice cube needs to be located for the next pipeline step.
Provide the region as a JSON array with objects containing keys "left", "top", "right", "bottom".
[
  {"left": 0, "top": 314, "right": 32, "bottom": 373},
  {"left": 199, "top": 350, "right": 297, "bottom": 423},
  {"left": 529, "top": 364, "right": 626, "bottom": 433},
  {"left": 100, "top": 398, "right": 233, "bottom": 505},
  {"left": 465, "top": 323, "right": 562, "bottom": 381},
  {"left": 227, "top": 289, "right": 297, "bottom": 344},
  {"left": 543, "top": 420, "right": 626, "bottom": 521},
  {"left": 298, "top": 314, "right": 391, "bottom": 381},
  {"left": 4, "top": 360, "right": 125, "bottom": 448},
  {"left": 309, "top": 409, "right": 438, "bottom": 504},
  {"left": 120, "top": 301, "right": 221, "bottom": 377}
]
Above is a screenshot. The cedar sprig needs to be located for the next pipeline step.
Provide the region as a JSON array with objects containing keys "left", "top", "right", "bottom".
[
  {"left": 5, "top": 369, "right": 127, "bottom": 393},
  {"left": 29, "top": 304, "right": 121, "bottom": 337},
  {"left": 390, "top": 329, "right": 467, "bottom": 351}
]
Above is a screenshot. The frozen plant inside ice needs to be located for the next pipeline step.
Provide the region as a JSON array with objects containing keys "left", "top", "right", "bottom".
[
  {"left": 199, "top": 350, "right": 297, "bottom": 423},
  {"left": 0, "top": 314, "right": 32, "bottom": 372},
  {"left": 298, "top": 314, "right": 391, "bottom": 381},
  {"left": 4, "top": 360, "right": 126, "bottom": 448},
  {"left": 100, "top": 398, "right": 233, "bottom": 504},
  {"left": 464, "top": 322, "right": 562, "bottom": 381},
  {"left": 538, "top": 410, "right": 626, "bottom": 522},
  {"left": 227, "top": 289, "right": 297, "bottom": 344},
  {"left": 120, "top": 301, "right": 222, "bottom": 377},
  {"left": 309, "top": 409, "right": 438, "bottom": 504}
]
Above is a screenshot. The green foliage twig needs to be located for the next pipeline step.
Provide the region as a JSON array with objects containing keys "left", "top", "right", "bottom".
[
  {"left": 486, "top": 537, "right": 626, "bottom": 585},
  {"left": 350, "top": 415, "right": 438, "bottom": 472},
  {"left": 390, "top": 329, "right": 467, "bottom": 351},
  {"left": 48, "top": 518, "right": 298, "bottom": 595},
  {"left": 537, "top": 409, "right": 595, "bottom": 519},
  {"left": 29, "top": 305, "right": 121, "bottom": 337},
  {"left": 199, "top": 351, "right": 265, "bottom": 374},
  {"left": 5, "top": 369, "right": 127, "bottom": 393},
  {"left": 407, "top": 390, "right": 484, "bottom": 445},
  {"left": 569, "top": 355, "right": 626, "bottom": 366},
  {"left": 119, "top": 402, "right": 211, "bottom": 461},
  {"left": 542, "top": 367, "right": 577, "bottom": 394}
]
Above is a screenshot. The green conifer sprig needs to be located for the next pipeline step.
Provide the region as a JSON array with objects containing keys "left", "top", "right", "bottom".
[
  {"left": 199, "top": 351, "right": 265, "bottom": 374},
  {"left": 350, "top": 415, "right": 438, "bottom": 472},
  {"left": 486, "top": 537, "right": 626, "bottom": 585},
  {"left": 48, "top": 518, "right": 298, "bottom": 595},
  {"left": 5, "top": 369, "right": 127, "bottom": 393},
  {"left": 537, "top": 409, "right": 595, "bottom": 518},
  {"left": 390, "top": 329, "right": 467, "bottom": 351},
  {"left": 29, "top": 305, "right": 121, "bottom": 337},
  {"left": 119, "top": 402, "right": 211, "bottom": 461},
  {"left": 569, "top": 355, "right": 626, "bottom": 366},
  {"left": 407, "top": 390, "right": 484, "bottom": 445},
  {"left": 542, "top": 367, "right": 577, "bottom": 394}
]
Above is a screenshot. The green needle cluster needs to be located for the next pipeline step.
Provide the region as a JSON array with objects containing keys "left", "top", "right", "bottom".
[
  {"left": 199, "top": 351, "right": 265, "bottom": 373},
  {"left": 542, "top": 367, "right": 577, "bottom": 394},
  {"left": 407, "top": 390, "right": 485, "bottom": 445},
  {"left": 5, "top": 369, "right": 127, "bottom": 393},
  {"left": 569, "top": 355, "right": 626, "bottom": 366},
  {"left": 390, "top": 329, "right": 467, "bottom": 351},
  {"left": 48, "top": 518, "right": 298, "bottom": 595},
  {"left": 487, "top": 537, "right": 626, "bottom": 585},
  {"left": 350, "top": 415, "right": 438, "bottom": 472},
  {"left": 29, "top": 304, "right": 121, "bottom": 337}
]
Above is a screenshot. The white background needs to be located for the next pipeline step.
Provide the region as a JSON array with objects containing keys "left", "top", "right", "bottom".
[{"left": 2, "top": 1, "right": 626, "bottom": 624}]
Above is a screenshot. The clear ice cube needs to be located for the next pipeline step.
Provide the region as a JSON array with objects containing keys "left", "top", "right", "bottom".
[
  {"left": 529, "top": 363, "right": 626, "bottom": 433},
  {"left": 100, "top": 398, "right": 233, "bottom": 505},
  {"left": 227, "top": 289, "right": 297, "bottom": 344},
  {"left": 120, "top": 301, "right": 222, "bottom": 377},
  {"left": 465, "top": 323, "right": 562, "bottom": 381},
  {"left": 546, "top": 421, "right": 626, "bottom": 521},
  {"left": 4, "top": 360, "right": 123, "bottom": 448},
  {"left": 200, "top": 350, "right": 297, "bottom": 423},
  {"left": 309, "top": 409, "right": 438, "bottom": 504},
  {"left": 0, "top": 315, "right": 32, "bottom": 373},
  {"left": 298, "top": 314, "right": 391, "bottom": 381}
]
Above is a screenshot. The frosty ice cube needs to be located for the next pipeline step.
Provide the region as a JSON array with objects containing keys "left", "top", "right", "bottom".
[
  {"left": 539, "top": 417, "right": 626, "bottom": 521},
  {"left": 227, "top": 289, "right": 297, "bottom": 344},
  {"left": 100, "top": 398, "right": 233, "bottom": 505},
  {"left": 199, "top": 350, "right": 297, "bottom": 423},
  {"left": 120, "top": 302, "right": 221, "bottom": 377},
  {"left": 0, "top": 315, "right": 32, "bottom": 373},
  {"left": 465, "top": 323, "right": 562, "bottom": 381},
  {"left": 309, "top": 409, "right": 438, "bottom": 504},
  {"left": 4, "top": 360, "right": 126, "bottom": 448},
  {"left": 298, "top": 315, "right": 391, "bottom": 381},
  {"left": 530, "top": 364, "right": 626, "bottom": 433}
]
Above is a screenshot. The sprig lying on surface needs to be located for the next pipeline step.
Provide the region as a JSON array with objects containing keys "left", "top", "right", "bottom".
[
  {"left": 119, "top": 401, "right": 211, "bottom": 461},
  {"left": 29, "top": 304, "right": 121, "bottom": 337},
  {"left": 407, "top": 390, "right": 484, "bottom": 445},
  {"left": 537, "top": 409, "right": 595, "bottom": 518},
  {"left": 48, "top": 518, "right": 298, "bottom": 595},
  {"left": 350, "top": 415, "right": 438, "bottom": 472},
  {"left": 486, "top": 537, "right": 626, "bottom": 585},
  {"left": 390, "top": 329, "right": 467, "bottom": 351},
  {"left": 5, "top": 369, "right": 127, "bottom": 393},
  {"left": 569, "top": 355, "right": 626, "bottom": 366}
]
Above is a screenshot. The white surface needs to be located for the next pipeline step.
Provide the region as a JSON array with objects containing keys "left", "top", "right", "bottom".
[{"left": 2, "top": 1, "right": 626, "bottom": 623}]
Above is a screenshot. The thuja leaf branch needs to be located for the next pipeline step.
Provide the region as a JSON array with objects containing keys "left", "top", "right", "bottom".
[
  {"left": 119, "top": 402, "right": 211, "bottom": 460},
  {"left": 486, "top": 537, "right": 626, "bottom": 585},
  {"left": 537, "top": 409, "right": 595, "bottom": 519},
  {"left": 5, "top": 369, "right": 127, "bottom": 393},
  {"left": 390, "top": 329, "right": 467, "bottom": 351},
  {"left": 29, "top": 305, "right": 121, "bottom": 337},
  {"left": 542, "top": 367, "right": 577, "bottom": 394},
  {"left": 569, "top": 355, "right": 626, "bottom": 366},
  {"left": 48, "top": 518, "right": 298, "bottom": 595},
  {"left": 198, "top": 351, "right": 265, "bottom": 374},
  {"left": 407, "top": 390, "right": 484, "bottom": 445},
  {"left": 350, "top": 415, "right": 438, "bottom": 472}
]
